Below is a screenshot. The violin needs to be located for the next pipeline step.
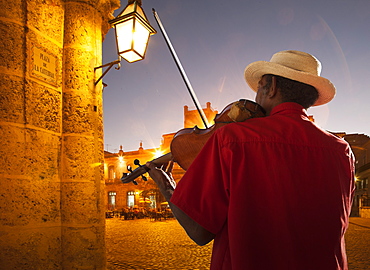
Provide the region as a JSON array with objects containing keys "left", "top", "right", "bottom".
[{"left": 121, "top": 99, "right": 265, "bottom": 184}]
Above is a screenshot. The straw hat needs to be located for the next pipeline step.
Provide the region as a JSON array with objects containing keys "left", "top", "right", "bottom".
[{"left": 244, "top": 50, "right": 336, "bottom": 106}]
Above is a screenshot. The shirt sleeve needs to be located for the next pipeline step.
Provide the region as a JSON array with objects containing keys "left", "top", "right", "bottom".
[{"left": 170, "top": 131, "right": 230, "bottom": 234}]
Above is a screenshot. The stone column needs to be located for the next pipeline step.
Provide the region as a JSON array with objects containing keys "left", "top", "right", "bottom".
[
  {"left": 0, "top": 0, "right": 119, "bottom": 269},
  {"left": 61, "top": 0, "right": 119, "bottom": 269},
  {"left": 0, "top": 0, "right": 65, "bottom": 268}
]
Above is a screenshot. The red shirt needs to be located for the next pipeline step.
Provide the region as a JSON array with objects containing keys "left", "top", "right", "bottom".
[{"left": 171, "top": 102, "right": 355, "bottom": 270}]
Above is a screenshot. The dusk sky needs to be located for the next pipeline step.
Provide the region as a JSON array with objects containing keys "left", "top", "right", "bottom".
[{"left": 102, "top": 0, "right": 370, "bottom": 153}]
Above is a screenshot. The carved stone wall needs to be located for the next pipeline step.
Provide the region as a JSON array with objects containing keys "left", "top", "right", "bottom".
[{"left": 0, "top": 0, "right": 119, "bottom": 269}]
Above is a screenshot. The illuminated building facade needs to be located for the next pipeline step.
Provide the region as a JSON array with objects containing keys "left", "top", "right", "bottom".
[{"left": 344, "top": 134, "right": 370, "bottom": 217}]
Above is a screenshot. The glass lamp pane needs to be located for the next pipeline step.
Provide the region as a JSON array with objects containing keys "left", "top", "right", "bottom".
[
  {"left": 121, "top": 51, "right": 142, "bottom": 63},
  {"left": 115, "top": 19, "right": 134, "bottom": 54},
  {"left": 133, "top": 20, "right": 150, "bottom": 57}
]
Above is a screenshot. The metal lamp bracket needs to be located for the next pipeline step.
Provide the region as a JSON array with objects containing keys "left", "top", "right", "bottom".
[{"left": 94, "top": 58, "right": 121, "bottom": 85}]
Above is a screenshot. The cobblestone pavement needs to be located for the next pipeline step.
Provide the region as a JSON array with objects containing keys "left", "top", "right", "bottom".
[
  {"left": 106, "top": 218, "right": 212, "bottom": 269},
  {"left": 106, "top": 217, "right": 370, "bottom": 270},
  {"left": 346, "top": 218, "right": 370, "bottom": 270}
]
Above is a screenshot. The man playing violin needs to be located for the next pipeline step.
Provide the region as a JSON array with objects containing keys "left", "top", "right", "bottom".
[{"left": 147, "top": 50, "right": 355, "bottom": 270}]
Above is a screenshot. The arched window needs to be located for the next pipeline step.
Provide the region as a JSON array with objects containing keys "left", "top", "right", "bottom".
[
  {"left": 108, "top": 191, "right": 117, "bottom": 210},
  {"left": 108, "top": 165, "right": 115, "bottom": 181}
]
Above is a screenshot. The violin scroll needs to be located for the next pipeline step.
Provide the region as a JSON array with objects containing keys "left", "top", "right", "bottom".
[
  {"left": 121, "top": 164, "right": 149, "bottom": 185},
  {"left": 120, "top": 153, "right": 173, "bottom": 185}
]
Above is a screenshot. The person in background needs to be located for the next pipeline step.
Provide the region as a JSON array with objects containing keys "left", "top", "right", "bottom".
[{"left": 147, "top": 50, "right": 355, "bottom": 270}]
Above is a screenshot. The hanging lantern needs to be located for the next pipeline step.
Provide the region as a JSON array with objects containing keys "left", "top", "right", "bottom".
[{"left": 109, "top": 0, "right": 156, "bottom": 63}]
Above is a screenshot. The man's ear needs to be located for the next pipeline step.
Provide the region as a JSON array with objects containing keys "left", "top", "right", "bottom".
[{"left": 268, "top": 76, "right": 278, "bottom": 98}]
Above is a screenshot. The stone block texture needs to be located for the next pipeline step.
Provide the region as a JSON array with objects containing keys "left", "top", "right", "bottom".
[{"left": 0, "top": 0, "right": 119, "bottom": 269}]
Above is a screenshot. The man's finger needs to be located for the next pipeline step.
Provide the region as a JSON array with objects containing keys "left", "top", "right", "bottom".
[{"left": 166, "top": 160, "right": 174, "bottom": 174}]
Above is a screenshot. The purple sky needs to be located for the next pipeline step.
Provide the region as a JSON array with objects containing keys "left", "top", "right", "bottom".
[{"left": 102, "top": 0, "right": 370, "bottom": 153}]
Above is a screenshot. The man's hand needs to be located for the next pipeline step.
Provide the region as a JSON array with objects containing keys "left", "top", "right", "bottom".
[{"left": 146, "top": 161, "right": 176, "bottom": 201}]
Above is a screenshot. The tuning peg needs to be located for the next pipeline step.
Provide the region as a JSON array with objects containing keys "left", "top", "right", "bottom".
[
  {"left": 133, "top": 160, "right": 148, "bottom": 181},
  {"left": 120, "top": 161, "right": 150, "bottom": 185},
  {"left": 121, "top": 166, "right": 138, "bottom": 185}
]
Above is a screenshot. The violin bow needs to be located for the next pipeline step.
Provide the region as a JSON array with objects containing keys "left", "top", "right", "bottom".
[{"left": 152, "top": 9, "right": 209, "bottom": 129}]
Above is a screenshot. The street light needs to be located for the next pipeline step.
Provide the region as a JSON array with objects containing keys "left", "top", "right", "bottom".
[
  {"left": 111, "top": 0, "right": 156, "bottom": 63},
  {"left": 95, "top": 0, "right": 156, "bottom": 85}
]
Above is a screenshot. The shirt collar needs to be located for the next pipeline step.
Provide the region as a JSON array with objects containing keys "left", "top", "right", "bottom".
[{"left": 269, "top": 102, "right": 308, "bottom": 118}]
